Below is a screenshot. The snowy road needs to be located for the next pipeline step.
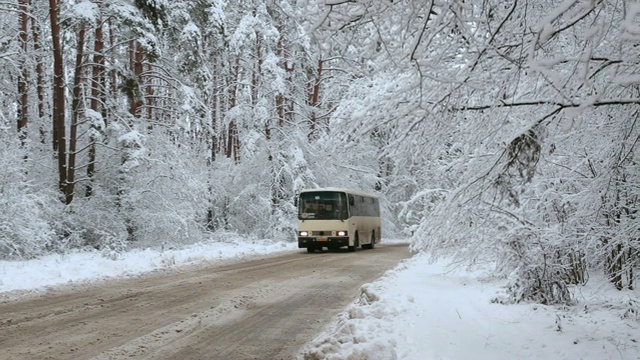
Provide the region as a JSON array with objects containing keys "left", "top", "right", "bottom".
[{"left": 0, "top": 243, "right": 411, "bottom": 359}]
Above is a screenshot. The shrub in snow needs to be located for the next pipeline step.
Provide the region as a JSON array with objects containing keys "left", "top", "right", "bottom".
[
  {"left": 0, "top": 194, "right": 57, "bottom": 259},
  {"left": 622, "top": 298, "right": 640, "bottom": 321},
  {"left": 0, "top": 138, "right": 58, "bottom": 259},
  {"left": 100, "top": 234, "right": 128, "bottom": 260},
  {"left": 493, "top": 266, "right": 573, "bottom": 306},
  {"left": 49, "top": 187, "right": 128, "bottom": 253},
  {"left": 113, "top": 129, "right": 211, "bottom": 248}
]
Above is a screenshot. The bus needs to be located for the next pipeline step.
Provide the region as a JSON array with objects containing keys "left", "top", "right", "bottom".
[{"left": 296, "top": 188, "right": 381, "bottom": 253}]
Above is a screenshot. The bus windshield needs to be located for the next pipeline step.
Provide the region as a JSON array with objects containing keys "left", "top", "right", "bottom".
[{"left": 298, "top": 191, "right": 348, "bottom": 220}]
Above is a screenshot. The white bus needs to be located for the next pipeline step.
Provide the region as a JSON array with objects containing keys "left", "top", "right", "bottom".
[{"left": 296, "top": 188, "right": 381, "bottom": 253}]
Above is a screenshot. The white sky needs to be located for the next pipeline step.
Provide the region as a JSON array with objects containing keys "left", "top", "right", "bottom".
[{"left": 1, "top": 237, "right": 638, "bottom": 360}]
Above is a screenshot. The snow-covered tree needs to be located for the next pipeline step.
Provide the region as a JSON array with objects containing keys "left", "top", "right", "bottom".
[{"left": 317, "top": 0, "right": 639, "bottom": 304}]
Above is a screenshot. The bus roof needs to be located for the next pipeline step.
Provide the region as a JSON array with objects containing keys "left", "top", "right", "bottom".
[{"left": 298, "top": 187, "right": 379, "bottom": 198}]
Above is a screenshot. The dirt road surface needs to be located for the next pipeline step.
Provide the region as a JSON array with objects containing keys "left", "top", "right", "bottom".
[{"left": 0, "top": 243, "right": 411, "bottom": 360}]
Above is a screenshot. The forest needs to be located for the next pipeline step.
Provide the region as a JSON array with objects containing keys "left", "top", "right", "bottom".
[{"left": 0, "top": 0, "right": 638, "bottom": 305}]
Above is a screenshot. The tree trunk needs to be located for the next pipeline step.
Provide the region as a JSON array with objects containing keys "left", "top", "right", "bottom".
[
  {"left": 251, "top": 32, "right": 261, "bottom": 107},
  {"left": 226, "top": 56, "right": 240, "bottom": 162},
  {"left": 86, "top": 15, "right": 105, "bottom": 198},
  {"left": 286, "top": 63, "right": 295, "bottom": 125},
  {"left": 275, "top": 31, "right": 285, "bottom": 129},
  {"left": 108, "top": 19, "right": 117, "bottom": 99},
  {"left": 17, "top": 0, "right": 30, "bottom": 145},
  {"left": 129, "top": 41, "right": 144, "bottom": 118},
  {"left": 66, "top": 23, "right": 87, "bottom": 205},
  {"left": 145, "top": 63, "right": 154, "bottom": 123},
  {"left": 49, "top": 0, "right": 67, "bottom": 194},
  {"left": 211, "top": 55, "right": 219, "bottom": 162},
  {"left": 308, "top": 59, "right": 323, "bottom": 141},
  {"left": 31, "top": 13, "right": 46, "bottom": 143}
]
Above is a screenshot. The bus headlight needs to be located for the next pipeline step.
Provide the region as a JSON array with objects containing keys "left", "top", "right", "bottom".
[
  {"left": 299, "top": 231, "right": 309, "bottom": 236},
  {"left": 337, "top": 231, "right": 347, "bottom": 236}
]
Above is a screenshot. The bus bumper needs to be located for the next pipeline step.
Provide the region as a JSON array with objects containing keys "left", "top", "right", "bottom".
[{"left": 298, "top": 237, "right": 349, "bottom": 249}]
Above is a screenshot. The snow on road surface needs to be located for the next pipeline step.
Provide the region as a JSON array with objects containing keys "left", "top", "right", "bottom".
[{"left": 1, "top": 235, "right": 638, "bottom": 359}]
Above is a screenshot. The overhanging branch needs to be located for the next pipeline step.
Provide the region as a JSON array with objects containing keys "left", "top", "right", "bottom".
[{"left": 451, "top": 98, "right": 640, "bottom": 111}]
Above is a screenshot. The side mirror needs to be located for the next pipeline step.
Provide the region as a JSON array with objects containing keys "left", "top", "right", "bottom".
[
  {"left": 349, "top": 196, "right": 355, "bottom": 206},
  {"left": 294, "top": 196, "right": 298, "bottom": 206}
]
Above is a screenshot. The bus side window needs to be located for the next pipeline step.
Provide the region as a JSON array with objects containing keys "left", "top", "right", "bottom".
[{"left": 353, "top": 196, "right": 361, "bottom": 216}]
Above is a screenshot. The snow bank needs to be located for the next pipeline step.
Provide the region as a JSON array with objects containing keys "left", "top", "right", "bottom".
[
  {"left": 0, "top": 234, "right": 296, "bottom": 294},
  {"left": 299, "top": 253, "right": 640, "bottom": 360}
]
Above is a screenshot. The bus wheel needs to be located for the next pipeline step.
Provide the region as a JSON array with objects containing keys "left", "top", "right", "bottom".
[
  {"left": 348, "top": 233, "right": 359, "bottom": 252},
  {"left": 362, "top": 232, "right": 375, "bottom": 250},
  {"left": 307, "top": 247, "right": 315, "bottom": 253}
]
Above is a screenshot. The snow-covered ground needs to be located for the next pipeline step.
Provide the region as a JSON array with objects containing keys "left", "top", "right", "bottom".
[
  {"left": 0, "top": 234, "right": 297, "bottom": 295},
  {"left": 301, "top": 254, "right": 640, "bottom": 360},
  {"left": 1, "top": 237, "right": 638, "bottom": 360}
]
